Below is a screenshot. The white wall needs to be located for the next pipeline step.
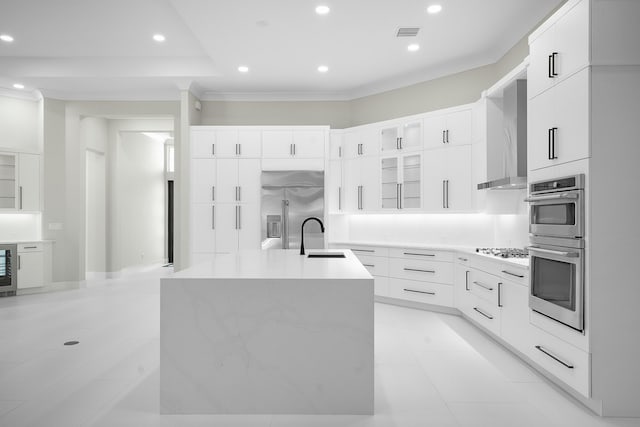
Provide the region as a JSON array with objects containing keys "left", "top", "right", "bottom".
[{"left": 113, "top": 130, "right": 167, "bottom": 271}]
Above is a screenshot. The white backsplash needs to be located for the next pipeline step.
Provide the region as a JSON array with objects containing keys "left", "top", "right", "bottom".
[{"left": 0, "top": 213, "right": 41, "bottom": 242}]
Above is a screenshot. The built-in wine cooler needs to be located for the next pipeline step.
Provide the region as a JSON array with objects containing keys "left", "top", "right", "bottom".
[{"left": 0, "top": 244, "right": 17, "bottom": 297}]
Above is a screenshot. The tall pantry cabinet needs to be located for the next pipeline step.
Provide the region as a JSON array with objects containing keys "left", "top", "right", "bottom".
[{"left": 527, "top": 0, "right": 640, "bottom": 417}]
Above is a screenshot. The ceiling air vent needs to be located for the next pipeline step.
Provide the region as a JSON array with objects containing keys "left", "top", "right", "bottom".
[{"left": 396, "top": 27, "right": 420, "bottom": 37}]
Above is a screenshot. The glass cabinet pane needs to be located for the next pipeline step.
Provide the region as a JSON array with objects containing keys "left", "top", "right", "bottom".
[
  {"left": 401, "top": 122, "right": 422, "bottom": 150},
  {"left": 402, "top": 154, "right": 421, "bottom": 209},
  {"left": 0, "top": 154, "right": 16, "bottom": 209},
  {"left": 380, "top": 157, "right": 398, "bottom": 209},
  {"left": 380, "top": 127, "right": 399, "bottom": 152}
]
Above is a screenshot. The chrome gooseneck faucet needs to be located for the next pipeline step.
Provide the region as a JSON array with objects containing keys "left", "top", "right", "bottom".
[{"left": 300, "top": 217, "right": 325, "bottom": 255}]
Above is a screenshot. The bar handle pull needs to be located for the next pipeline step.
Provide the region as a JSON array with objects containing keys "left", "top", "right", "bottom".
[
  {"left": 238, "top": 205, "right": 241, "bottom": 230},
  {"left": 442, "top": 130, "right": 446, "bottom": 144},
  {"left": 212, "top": 143, "right": 215, "bottom": 156},
  {"left": 502, "top": 270, "right": 524, "bottom": 279},
  {"left": 18, "top": 255, "right": 21, "bottom": 270},
  {"left": 465, "top": 270, "right": 470, "bottom": 291},
  {"left": 498, "top": 282, "right": 503, "bottom": 307},
  {"left": 404, "top": 288, "right": 435, "bottom": 296},
  {"left": 212, "top": 205, "right": 215, "bottom": 229},
  {"left": 535, "top": 345, "right": 574, "bottom": 369},
  {"left": 551, "top": 52, "right": 558, "bottom": 77},
  {"left": 362, "top": 264, "right": 375, "bottom": 268},
  {"left": 473, "top": 281, "right": 494, "bottom": 291},
  {"left": 19, "top": 186, "right": 23, "bottom": 209},
  {"left": 404, "top": 267, "right": 435, "bottom": 274},
  {"left": 338, "top": 186, "right": 342, "bottom": 211},
  {"left": 446, "top": 130, "right": 449, "bottom": 143},
  {"left": 473, "top": 307, "right": 493, "bottom": 320},
  {"left": 458, "top": 257, "right": 468, "bottom": 262},
  {"left": 403, "top": 252, "right": 435, "bottom": 257}
]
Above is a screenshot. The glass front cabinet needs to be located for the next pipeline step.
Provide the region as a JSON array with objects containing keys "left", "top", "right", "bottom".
[
  {"left": 380, "top": 153, "right": 422, "bottom": 210},
  {"left": 380, "top": 121, "right": 422, "bottom": 154}
]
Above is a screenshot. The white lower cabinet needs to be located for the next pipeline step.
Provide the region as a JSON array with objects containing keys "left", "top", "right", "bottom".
[
  {"left": 17, "top": 243, "right": 44, "bottom": 289},
  {"left": 388, "top": 278, "right": 453, "bottom": 307},
  {"left": 499, "top": 279, "right": 531, "bottom": 354},
  {"left": 388, "top": 257, "right": 453, "bottom": 285}
]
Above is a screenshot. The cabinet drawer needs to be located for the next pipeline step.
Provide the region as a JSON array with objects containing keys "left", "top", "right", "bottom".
[
  {"left": 499, "top": 264, "right": 528, "bottom": 287},
  {"left": 389, "top": 258, "right": 453, "bottom": 284},
  {"left": 357, "top": 254, "right": 389, "bottom": 277},
  {"left": 389, "top": 247, "right": 453, "bottom": 262},
  {"left": 333, "top": 244, "right": 389, "bottom": 258},
  {"left": 388, "top": 278, "right": 453, "bottom": 307},
  {"left": 463, "top": 293, "right": 501, "bottom": 337},
  {"left": 527, "top": 325, "right": 590, "bottom": 397},
  {"left": 18, "top": 243, "right": 43, "bottom": 252},
  {"left": 469, "top": 268, "right": 501, "bottom": 304},
  {"left": 374, "top": 276, "right": 389, "bottom": 297}
]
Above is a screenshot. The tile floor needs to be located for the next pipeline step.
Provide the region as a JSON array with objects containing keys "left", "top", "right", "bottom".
[{"left": 0, "top": 268, "right": 639, "bottom": 427}]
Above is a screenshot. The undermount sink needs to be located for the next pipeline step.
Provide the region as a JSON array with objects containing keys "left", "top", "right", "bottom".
[{"left": 307, "top": 252, "right": 346, "bottom": 258}]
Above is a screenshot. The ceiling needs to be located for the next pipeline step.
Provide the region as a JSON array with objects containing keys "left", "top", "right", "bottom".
[{"left": 0, "top": 0, "right": 563, "bottom": 101}]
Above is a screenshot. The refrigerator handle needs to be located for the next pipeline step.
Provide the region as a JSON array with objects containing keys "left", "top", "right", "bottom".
[{"left": 282, "top": 199, "right": 290, "bottom": 249}]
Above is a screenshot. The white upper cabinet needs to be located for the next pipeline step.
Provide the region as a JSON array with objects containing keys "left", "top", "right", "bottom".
[
  {"left": 329, "top": 132, "right": 343, "bottom": 160},
  {"left": 380, "top": 154, "right": 422, "bottom": 210},
  {"left": 528, "top": 0, "right": 589, "bottom": 99},
  {"left": 0, "top": 152, "right": 40, "bottom": 211},
  {"left": 262, "top": 129, "right": 325, "bottom": 159},
  {"left": 343, "top": 126, "right": 379, "bottom": 158},
  {"left": 343, "top": 156, "right": 379, "bottom": 212},
  {"left": 528, "top": 66, "right": 590, "bottom": 171},
  {"left": 423, "top": 108, "right": 472, "bottom": 149},
  {"left": 327, "top": 159, "right": 343, "bottom": 213},
  {"left": 380, "top": 120, "right": 422, "bottom": 153},
  {"left": 423, "top": 145, "right": 472, "bottom": 212},
  {"left": 191, "top": 128, "right": 261, "bottom": 158}
]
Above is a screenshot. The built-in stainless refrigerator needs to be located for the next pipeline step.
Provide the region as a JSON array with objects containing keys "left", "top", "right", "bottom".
[{"left": 261, "top": 170, "right": 324, "bottom": 250}]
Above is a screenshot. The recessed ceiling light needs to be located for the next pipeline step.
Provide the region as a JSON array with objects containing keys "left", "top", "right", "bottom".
[
  {"left": 0, "top": 34, "right": 14, "bottom": 42},
  {"left": 153, "top": 34, "right": 166, "bottom": 42},
  {"left": 427, "top": 4, "right": 442, "bottom": 14},
  {"left": 238, "top": 66, "right": 249, "bottom": 73},
  {"left": 317, "top": 65, "right": 329, "bottom": 73},
  {"left": 407, "top": 44, "right": 420, "bottom": 52},
  {"left": 315, "top": 5, "right": 330, "bottom": 15},
  {"left": 13, "top": 83, "right": 24, "bottom": 90}
]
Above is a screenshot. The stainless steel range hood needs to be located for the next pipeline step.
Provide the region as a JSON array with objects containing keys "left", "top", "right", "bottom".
[{"left": 477, "top": 79, "right": 527, "bottom": 190}]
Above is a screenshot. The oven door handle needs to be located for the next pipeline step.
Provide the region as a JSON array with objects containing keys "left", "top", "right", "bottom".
[
  {"left": 527, "top": 246, "right": 579, "bottom": 258},
  {"left": 524, "top": 192, "right": 579, "bottom": 203}
]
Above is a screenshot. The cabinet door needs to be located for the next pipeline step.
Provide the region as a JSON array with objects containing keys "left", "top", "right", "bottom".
[
  {"left": 553, "top": 68, "right": 590, "bottom": 165},
  {"left": 191, "top": 130, "right": 216, "bottom": 158},
  {"left": 446, "top": 146, "right": 472, "bottom": 211},
  {"left": 342, "top": 131, "right": 360, "bottom": 158},
  {"left": 262, "top": 131, "right": 294, "bottom": 158},
  {"left": 17, "top": 251, "right": 44, "bottom": 288},
  {"left": 400, "top": 121, "right": 422, "bottom": 151},
  {"left": 499, "top": 280, "right": 532, "bottom": 354},
  {"left": 423, "top": 115, "right": 447, "bottom": 149},
  {"left": 329, "top": 132, "right": 343, "bottom": 160},
  {"left": 360, "top": 126, "right": 379, "bottom": 157},
  {"left": 453, "top": 262, "right": 472, "bottom": 310},
  {"left": 327, "top": 159, "right": 342, "bottom": 213},
  {"left": 215, "top": 130, "right": 240, "bottom": 157},
  {"left": 527, "top": 88, "right": 556, "bottom": 171},
  {"left": 191, "top": 204, "right": 216, "bottom": 253},
  {"left": 293, "top": 130, "right": 325, "bottom": 158},
  {"left": 238, "top": 130, "right": 261, "bottom": 157},
  {"left": 422, "top": 148, "right": 447, "bottom": 211},
  {"left": 0, "top": 153, "right": 17, "bottom": 209},
  {"left": 360, "top": 156, "right": 380, "bottom": 211},
  {"left": 554, "top": 0, "right": 589, "bottom": 80},
  {"left": 237, "top": 159, "right": 261, "bottom": 205},
  {"left": 401, "top": 154, "right": 421, "bottom": 209},
  {"left": 18, "top": 153, "right": 39, "bottom": 211},
  {"left": 343, "top": 158, "right": 361, "bottom": 212},
  {"left": 445, "top": 110, "right": 472, "bottom": 146},
  {"left": 191, "top": 159, "right": 216, "bottom": 204},
  {"left": 528, "top": 26, "right": 557, "bottom": 99},
  {"left": 215, "top": 204, "right": 239, "bottom": 253},
  {"left": 380, "top": 126, "right": 400, "bottom": 153},
  {"left": 215, "top": 159, "right": 239, "bottom": 203},
  {"left": 238, "top": 203, "right": 261, "bottom": 250},
  {"left": 380, "top": 157, "right": 399, "bottom": 209}
]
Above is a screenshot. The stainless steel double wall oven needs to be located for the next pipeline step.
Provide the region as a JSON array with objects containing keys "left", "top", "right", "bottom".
[{"left": 526, "top": 174, "right": 585, "bottom": 331}]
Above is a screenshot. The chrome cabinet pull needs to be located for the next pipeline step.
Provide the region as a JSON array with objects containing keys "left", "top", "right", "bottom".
[
  {"left": 446, "top": 130, "right": 449, "bottom": 143},
  {"left": 445, "top": 180, "right": 449, "bottom": 208},
  {"left": 212, "top": 205, "right": 215, "bottom": 229},
  {"left": 399, "top": 183, "right": 403, "bottom": 209},
  {"left": 212, "top": 186, "right": 215, "bottom": 201},
  {"left": 465, "top": 270, "right": 470, "bottom": 291},
  {"left": 404, "top": 267, "right": 435, "bottom": 274},
  {"left": 535, "top": 345, "right": 574, "bottom": 369},
  {"left": 212, "top": 143, "right": 215, "bottom": 156},
  {"left": 502, "top": 270, "right": 524, "bottom": 278},
  {"left": 442, "top": 180, "right": 446, "bottom": 208},
  {"left": 399, "top": 137, "right": 403, "bottom": 149},
  {"left": 403, "top": 252, "right": 435, "bottom": 257},
  {"left": 404, "top": 288, "right": 435, "bottom": 296},
  {"left": 473, "top": 281, "right": 494, "bottom": 291},
  {"left": 235, "top": 206, "right": 238, "bottom": 230},
  {"left": 18, "top": 255, "right": 21, "bottom": 270},
  {"left": 238, "top": 205, "right": 241, "bottom": 229},
  {"left": 524, "top": 192, "right": 578, "bottom": 202},
  {"left": 550, "top": 127, "right": 558, "bottom": 159},
  {"left": 551, "top": 52, "right": 558, "bottom": 77},
  {"left": 473, "top": 307, "right": 493, "bottom": 320},
  {"left": 396, "top": 137, "right": 399, "bottom": 150},
  {"left": 237, "top": 143, "right": 241, "bottom": 156},
  {"left": 362, "top": 264, "right": 375, "bottom": 268},
  {"left": 293, "top": 143, "right": 296, "bottom": 156},
  {"left": 338, "top": 186, "right": 342, "bottom": 211},
  {"left": 548, "top": 128, "right": 554, "bottom": 160},
  {"left": 548, "top": 54, "right": 553, "bottom": 78},
  {"left": 23, "top": 246, "right": 37, "bottom": 249},
  {"left": 498, "top": 282, "right": 503, "bottom": 307},
  {"left": 352, "top": 248, "right": 374, "bottom": 253},
  {"left": 442, "top": 130, "right": 446, "bottom": 144},
  {"left": 19, "top": 186, "right": 23, "bottom": 209}
]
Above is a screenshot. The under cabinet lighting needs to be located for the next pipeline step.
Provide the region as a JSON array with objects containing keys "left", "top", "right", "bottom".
[
  {"left": 427, "top": 4, "right": 442, "bottom": 14},
  {"left": 0, "top": 34, "right": 14, "bottom": 42}
]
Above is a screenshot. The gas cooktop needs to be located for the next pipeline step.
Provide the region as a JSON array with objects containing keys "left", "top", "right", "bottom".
[{"left": 475, "top": 248, "right": 528, "bottom": 258}]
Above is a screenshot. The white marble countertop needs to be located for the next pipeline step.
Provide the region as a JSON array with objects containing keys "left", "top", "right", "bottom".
[
  {"left": 331, "top": 241, "right": 529, "bottom": 268},
  {"left": 172, "top": 249, "right": 373, "bottom": 280}
]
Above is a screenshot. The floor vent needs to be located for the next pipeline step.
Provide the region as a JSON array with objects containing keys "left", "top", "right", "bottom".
[{"left": 396, "top": 27, "right": 420, "bottom": 37}]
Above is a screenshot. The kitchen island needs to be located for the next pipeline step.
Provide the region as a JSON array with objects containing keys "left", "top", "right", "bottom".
[{"left": 160, "top": 249, "right": 374, "bottom": 415}]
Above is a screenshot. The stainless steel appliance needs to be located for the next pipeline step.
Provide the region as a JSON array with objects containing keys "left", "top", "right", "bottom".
[
  {"left": 526, "top": 174, "right": 586, "bottom": 332},
  {"left": 261, "top": 170, "right": 325, "bottom": 250},
  {"left": 0, "top": 244, "right": 17, "bottom": 297},
  {"left": 525, "top": 174, "right": 584, "bottom": 239}
]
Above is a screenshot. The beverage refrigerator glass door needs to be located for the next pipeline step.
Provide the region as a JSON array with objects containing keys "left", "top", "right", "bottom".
[
  {"left": 528, "top": 240, "right": 584, "bottom": 332},
  {"left": 0, "top": 244, "right": 17, "bottom": 296}
]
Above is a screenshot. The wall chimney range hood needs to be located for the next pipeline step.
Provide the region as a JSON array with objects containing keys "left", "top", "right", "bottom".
[{"left": 477, "top": 79, "right": 527, "bottom": 190}]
